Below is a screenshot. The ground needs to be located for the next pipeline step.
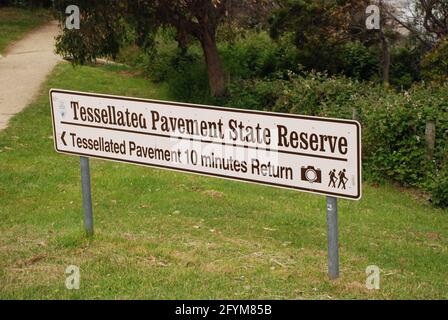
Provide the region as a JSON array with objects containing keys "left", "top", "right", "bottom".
[
  {"left": 0, "top": 7, "right": 51, "bottom": 54},
  {"left": 0, "top": 8, "right": 60, "bottom": 130},
  {"left": 0, "top": 63, "right": 447, "bottom": 299}
]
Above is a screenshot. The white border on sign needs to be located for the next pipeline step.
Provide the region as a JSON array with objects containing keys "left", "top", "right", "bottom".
[{"left": 49, "top": 88, "right": 362, "bottom": 200}]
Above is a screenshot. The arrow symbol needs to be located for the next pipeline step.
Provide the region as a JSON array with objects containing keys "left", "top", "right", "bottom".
[{"left": 61, "top": 131, "right": 67, "bottom": 146}]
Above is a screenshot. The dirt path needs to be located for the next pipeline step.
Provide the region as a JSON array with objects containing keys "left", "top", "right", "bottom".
[{"left": 0, "top": 21, "right": 62, "bottom": 131}]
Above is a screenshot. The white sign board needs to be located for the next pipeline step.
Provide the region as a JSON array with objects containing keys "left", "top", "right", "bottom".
[{"left": 50, "top": 89, "right": 361, "bottom": 200}]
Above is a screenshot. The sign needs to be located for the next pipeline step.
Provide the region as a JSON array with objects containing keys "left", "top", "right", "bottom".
[{"left": 50, "top": 89, "right": 361, "bottom": 200}]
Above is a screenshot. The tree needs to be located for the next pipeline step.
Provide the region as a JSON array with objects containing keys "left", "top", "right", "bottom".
[
  {"left": 336, "top": 0, "right": 397, "bottom": 84},
  {"left": 382, "top": 0, "right": 448, "bottom": 83},
  {"left": 269, "top": 0, "right": 350, "bottom": 74},
  {"left": 269, "top": 0, "right": 416, "bottom": 85},
  {"left": 269, "top": 0, "right": 395, "bottom": 82},
  {"left": 0, "top": 0, "right": 52, "bottom": 7},
  {"left": 385, "top": 0, "right": 448, "bottom": 47},
  {"left": 329, "top": 0, "right": 402, "bottom": 85},
  {"left": 418, "top": 0, "right": 448, "bottom": 39},
  {"left": 55, "top": 0, "right": 266, "bottom": 97},
  {"left": 421, "top": 36, "right": 448, "bottom": 82}
]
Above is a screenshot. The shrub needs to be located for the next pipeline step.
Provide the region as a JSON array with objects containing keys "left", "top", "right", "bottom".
[
  {"left": 115, "top": 45, "right": 147, "bottom": 67},
  {"left": 226, "top": 71, "right": 369, "bottom": 118},
  {"left": 338, "top": 42, "right": 379, "bottom": 81},
  {"left": 116, "top": 30, "right": 447, "bottom": 207},
  {"left": 360, "top": 91, "right": 433, "bottom": 185},
  {"left": 431, "top": 167, "right": 448, "bottom": 208},
  {"left": 220, "top": 32, "right": 300, "bottom": 80},
  {"left": 225, "top": 73, "right": 448, "bottom": 198},
  {"left": 116, "top": 38, "right": 211, "bottom": 103},
  {"left": 421, "top": 37, "right": 448, "bottom": 83},
  {"left": 163, "top": 51, "right": 210, "bottom": 102},
  {"left": 390, "top": 46, "right": 421, "bottom": 89},
  {"left": 407, "top": 84, "right": 448, "bottom": 169},
  {"left": 225, "top": 77, "right": 283, "bottom": 111},
  {"left": 118, "top": 31, "right": 302, "bottom": 103}
]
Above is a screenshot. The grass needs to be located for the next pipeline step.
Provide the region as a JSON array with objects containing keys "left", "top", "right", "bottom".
[
  {"left": 0, "top": 62, "right": 447, "bottom": 299},
  {"left": 0, "top": 7, "right": 52, "bottom": 54}
]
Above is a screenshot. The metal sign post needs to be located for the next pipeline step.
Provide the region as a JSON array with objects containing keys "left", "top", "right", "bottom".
[
  {"left": 80, "top": 156, "right": 93, "bottom": 236},
  {"left": 326, "top": 196, "right": 339, "bottom": 279}
]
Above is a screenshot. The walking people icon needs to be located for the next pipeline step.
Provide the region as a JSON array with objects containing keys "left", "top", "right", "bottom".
[
  {"left": 328, "top": 169, "right": 349, "bottom": 190},
  {"left": 337, "top": 169, "right": 348, "bottom": 190},
  {"left": 328, "top": 169, "right": 337, "bottom": 188}
]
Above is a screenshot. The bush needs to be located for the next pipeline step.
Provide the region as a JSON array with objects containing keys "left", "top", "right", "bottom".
[
  {"left": 225, "top": 73, "right": 448, "bottom": 199},
  {"left": 390, "top": 46, "right": 421, "bottom": 90},
  {"left": 226, "top": 71, "right": 369, "bottom": 118},
  {"left": 421, "top": 37, "right": 448, "bottom": 83},
  {"left": 431, "top": 168, "right": 448, "bottom": 208},
  {"left": 0, "top": 0, "right": 52, "bottom": 8},
  {"left": 220, "top": 32, "right": 300, "bottom": 80},
  {"left": 116, "top": 30, "right": 447, "bottom": 207},
  {"left": 338, "top": 42, "right": 379, "bottom": 81},
  {"left": 360, "top": 91, "right": 433, "bottom": 185},
  {"left": 116, "top": 38, "right": 211, "bottom": 103},
  {"left": 163, "top": 51, "right": 210, "bottom": 102},
  {"left": 118, "top": 31, "right": 302, "bottom": 103}
]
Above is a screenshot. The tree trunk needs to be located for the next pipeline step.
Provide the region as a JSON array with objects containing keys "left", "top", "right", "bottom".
[
  {"left": 379, "top": 1, "right": 390, "bottom": 86},
  {"left": 198, "top": 29, "right": 227, "bottom": 97},
  {"left": 380, "top": 32, "right": 390, "bottom": 86}
]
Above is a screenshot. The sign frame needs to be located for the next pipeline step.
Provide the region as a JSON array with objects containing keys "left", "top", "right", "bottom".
[{"left": 49, "top": 88, "right": 362, "bottom": 200}]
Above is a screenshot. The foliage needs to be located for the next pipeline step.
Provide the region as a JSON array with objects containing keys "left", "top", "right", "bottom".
[
  {"left": 54, "top": 0, "right": 276, "bottom": 96},
  {"left": 162, "top": 50, "right": 211, "bottom": 102},
  {"left": 220, "top": 32, "right": 300, "bottom": 80},
  {"left": 117, "top": 31, "right": 299, "bottom": 103},
  {"left": 421, "top": 37, "right": 448, "bottom": 83},
  {"left": 110, "top": 5, "right": 446, "bottom": 206},
  {"left": 360, "top": 88, "right": 433, "bottom": 186},
  {"left": 225, "top": 71, "right": 366, "bottom": 117},
  {"left": 269, "top": 0, "right": 341, "bottom": 74},
  {"left": 54, "top": 1, "right": 126, "bottom": 63},
  {"left": 268, "top": 0, "right": 381, "bottom": 75},
  {"left": 393, "top": 0, "right": 448, "bottom": 45},
  {"left": 0, "top": 0, "right": 52, "bottom": 8},
  {"left": 338, "top": 42, "right": 379, "bottom": 81},
  {"left": 389, "top": 46, "right": 422, "bottom": 89},
  {"left": 224, "top": 72, "right": 448, "bottom": 203},
  {"left": 432, "top": 167, "right": 448, "bottom": 208}
]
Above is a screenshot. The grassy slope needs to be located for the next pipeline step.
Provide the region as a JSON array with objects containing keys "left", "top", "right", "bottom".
[
  {"left": 0, "top": 7, "right": 51, "bottom": 54},
  {"left": 0, "top": 63, "right": 447, "bottom": 299}
]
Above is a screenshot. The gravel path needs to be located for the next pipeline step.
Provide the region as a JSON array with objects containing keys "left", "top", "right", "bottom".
[{"left": 0, "top": 21, "right": 61, "bottom": 130}]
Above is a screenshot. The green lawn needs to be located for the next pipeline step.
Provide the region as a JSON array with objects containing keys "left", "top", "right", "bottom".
[
  {"left": 0, "top": 7, "right": 51, "bottom": 54},
  {"left": 0, "top": 62, "right": 447, "bottom": 299}
]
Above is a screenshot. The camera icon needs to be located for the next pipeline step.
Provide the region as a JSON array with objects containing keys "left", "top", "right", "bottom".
[{"left": 301, "top": 166, "right": 322, "bottom": 184}]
